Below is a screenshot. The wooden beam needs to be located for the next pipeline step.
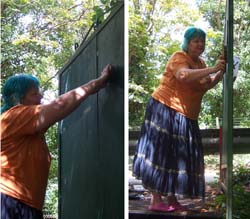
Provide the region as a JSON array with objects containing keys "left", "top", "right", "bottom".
[{"left": 129, "top": 129, "right": 250, "bottom": 155}]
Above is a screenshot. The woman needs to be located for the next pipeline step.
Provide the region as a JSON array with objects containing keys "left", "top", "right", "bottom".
[
  {"left": 132, "top": 27, "right": 225, "bottom": 212},
  {"left": 0, "top": 64, "right": 112, "bottom": 218}
]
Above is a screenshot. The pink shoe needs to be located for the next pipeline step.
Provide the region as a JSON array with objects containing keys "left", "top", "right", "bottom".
[
  {"left": 169, "top": 202, "right": 188, "bottom": 211},
  {"left": 148, "top": 202, "right": 175, "bottom": 212}
]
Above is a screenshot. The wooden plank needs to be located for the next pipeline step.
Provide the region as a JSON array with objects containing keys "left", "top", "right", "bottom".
[
  {"left": 129, "top": 129, "right": 250, "bottom": 155},
  {"left": 129, "top": 200, "right": 223, "bottom": 219}
]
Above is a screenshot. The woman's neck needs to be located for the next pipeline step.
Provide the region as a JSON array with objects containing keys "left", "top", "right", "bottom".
[{"left": 186, "top": 51, "right": 200, "bottom": 62}]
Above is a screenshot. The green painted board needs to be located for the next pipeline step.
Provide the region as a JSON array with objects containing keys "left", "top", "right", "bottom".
[{"left": 58, "top": 3, "right": 124, "bottom": 219}]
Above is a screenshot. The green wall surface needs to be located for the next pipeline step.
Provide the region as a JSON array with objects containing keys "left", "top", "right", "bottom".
[{"left": 58, "top": 4, "right": 124, "bottom": 219}]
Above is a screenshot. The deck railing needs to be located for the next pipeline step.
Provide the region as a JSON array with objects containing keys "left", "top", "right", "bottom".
[{"left": 129, "top": 128, "right": 250, "bottom": 155}]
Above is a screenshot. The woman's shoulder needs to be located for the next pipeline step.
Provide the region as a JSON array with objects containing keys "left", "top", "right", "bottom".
[
  {"left": 170, "top": 51, "right": 189, "bottom": 60},
  {"left": 1, "top": 105, "right": 41, "bottom": 121},
  {"left": 4, "top": 104, "right": 38, "bottom": 112},
  {"left": 172, "top": 50, "right": 187, "bottom": 56},
  {"left": 171, "top": 51, "right": 206, "bottom": 67},
  {"left": 167, "top": 51, "right": 190, "bottom": 65}
]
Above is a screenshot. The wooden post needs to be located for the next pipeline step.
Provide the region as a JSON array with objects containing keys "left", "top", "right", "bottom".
[{"left": 222, "top": 0, "right": 234, "bottom": 218}]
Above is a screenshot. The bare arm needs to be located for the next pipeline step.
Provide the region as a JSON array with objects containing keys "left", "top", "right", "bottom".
[
  {"left": 175, "top": 59, "right": 225, "bottom": 83},
  {"left": 205, "top": 70, "right": 224, "bottom": 90},
  {"left": 36, "top": 64, "right": 112, "bottom": 132}
]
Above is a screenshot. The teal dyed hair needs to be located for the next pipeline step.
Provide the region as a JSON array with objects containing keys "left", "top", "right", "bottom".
[
  {"left": 181, "top": 27, "right": 206, "bottom": 52},
  {"left": 1, "top": 74, "right": 40, "bottom": 114}
]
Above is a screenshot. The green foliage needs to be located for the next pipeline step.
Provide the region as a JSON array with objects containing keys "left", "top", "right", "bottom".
[
  {"left": 44, "top": 182, "right": 58, "bottom": 216},
  {"left": 215, "top": 164, "right": 250, "bottom": 219},
  {"left": 215, "top": 193, "right": 226, "bottom": 209},
  {"left": 129, "top": 0, "right": 203, "bottom": 128},
  {"left": 2, "top": 0, "right": 78, "bottom": 85},
  {"left": 198, "top": 0, "right": 250, "bottom": 128},
  {"left": 204, "top": 155, "right": 220, "bottom": 170},
  {"left": 197, "top": 0, "right": 225, "bottom": 31},
  {"left": 233, "top": 164, "right": 250, "bottom": 186},
  {"left": 129, "top": 0, "right": 250, "bottom": 129},
  {"left": 91, "top": 0, "right": 122, "bottom": 28},
  {"left": 1, "top": 0, "right": 116, "bottom": 85},
  {"left": 231, "top": 185, "right": 250, "bottom": 219},
  {"left": 44, "top": 125, "right": 58, "bottom": 215},
  {"left": 233, "top": 162, "right": 250, "bottom": 214},
  {"left": 129, "top": 7, "right": 153, "bottom": 127},
  {"left": 1, "top": 0, "right": 115, "bottom": 215}
]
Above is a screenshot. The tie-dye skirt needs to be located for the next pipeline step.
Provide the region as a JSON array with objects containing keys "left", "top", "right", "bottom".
[
  {"left": 1, "top": 193, "right": 43, "bottom": 219},
  {"left": 133, "top": 97, "right": 205, "bottom": 198}
]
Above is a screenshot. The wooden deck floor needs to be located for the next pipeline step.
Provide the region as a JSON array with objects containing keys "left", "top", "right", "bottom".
[
  {"left": 129, "top": 198, "right": 223, "bottom": 219},
  {"left": 129, "top": 180, "right": 224, "bottom": 219}
]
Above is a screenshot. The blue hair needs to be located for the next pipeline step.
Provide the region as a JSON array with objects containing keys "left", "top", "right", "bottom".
[
  {"left": 1, "top": 74, "right": 40, "bottom": 114},
  {"left": 181, "top": 27, "right": 206, "bottom": 52}
]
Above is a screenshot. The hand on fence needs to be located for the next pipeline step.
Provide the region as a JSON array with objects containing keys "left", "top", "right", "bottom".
[
  {"left": 100, "top": 64, "right": 112, "bottom": 83},
  {"left": 86, "top": 64, "right": 113, "bottom": 95},
  {"left": 98, "top": 64, "right": 113, "bottom": 89}
]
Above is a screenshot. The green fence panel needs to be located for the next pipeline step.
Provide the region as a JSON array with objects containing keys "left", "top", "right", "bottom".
[
  {"left": 58, "top": 3, "right": 124, "bottom": 219},
  {"left": 97, "top": 6, "right": 124, "bottom": 218}
]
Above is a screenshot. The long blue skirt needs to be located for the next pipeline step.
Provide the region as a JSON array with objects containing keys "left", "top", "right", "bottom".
[
  {"left": 1, "top": 193, "right": 43, "bottom": 219},
  {"left": 133, "top": 97, "right": 205, "bottom": 198}
]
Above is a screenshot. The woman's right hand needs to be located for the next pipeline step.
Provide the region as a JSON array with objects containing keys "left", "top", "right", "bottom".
[
  {"left": 87, "top": 64, "right": 113, "bottom": 94},
  {"left": 99, "top": 64, "right": 113, "bottom": 87},
  {"left": 213, "top": 58, "right": 226, "bottom": 73}
]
